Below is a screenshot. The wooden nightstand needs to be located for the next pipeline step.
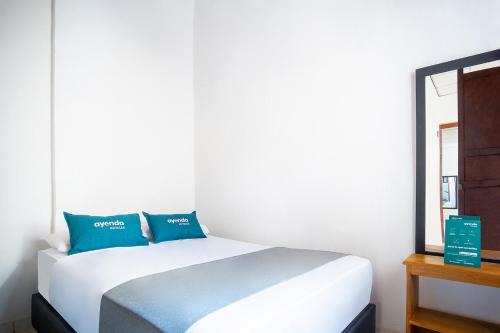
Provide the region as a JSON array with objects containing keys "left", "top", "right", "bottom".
[{"left": 403, "top": 254, "right": 500, "bottom": 333}]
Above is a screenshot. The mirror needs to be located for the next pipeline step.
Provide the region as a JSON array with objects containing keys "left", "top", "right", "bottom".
[{"left": 417, "top": 50, "right": 500, "bottom": 262}]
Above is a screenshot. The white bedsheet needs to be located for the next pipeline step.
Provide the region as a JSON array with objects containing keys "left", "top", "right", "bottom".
[{"left": 46, "top": 236, "right": 372, "bottom": 333}]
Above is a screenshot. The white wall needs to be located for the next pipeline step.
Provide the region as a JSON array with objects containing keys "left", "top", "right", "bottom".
[
  {"left": 194, "top": 1, "right": 500, "bottom": 332},
  {"left": 54, "top": 0, "right": 195, "bottom": 228},
  {"left": 0, "top": 0, "right": 52, "bottom": 323},
  {"left": 0, "top": 0, "right": 195, "bottom": 324}
]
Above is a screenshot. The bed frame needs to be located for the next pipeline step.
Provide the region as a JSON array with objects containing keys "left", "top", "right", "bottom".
[{"left": 32, "top": 293, "right": 375, "bottom": 333}]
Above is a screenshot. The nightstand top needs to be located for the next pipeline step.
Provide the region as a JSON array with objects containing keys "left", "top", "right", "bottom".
[{"left": 404, "top": 253, "right": 500, "bottom": 288}]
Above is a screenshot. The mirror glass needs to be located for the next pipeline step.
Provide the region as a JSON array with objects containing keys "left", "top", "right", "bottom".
[{"left": 424, "top": 60, "right": 500, "bottom": 259}]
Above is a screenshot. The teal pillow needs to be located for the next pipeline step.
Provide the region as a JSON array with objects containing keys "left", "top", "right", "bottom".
[
  {"left": 142, "top": 211, "right": 206, "bottom": 243},
  {"left": 64, "top": 212, "right": 149, "bottom": 255}
]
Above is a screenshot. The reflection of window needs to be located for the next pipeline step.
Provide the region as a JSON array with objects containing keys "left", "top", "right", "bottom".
[{"left": 442, "top": 176, "right": 457, "bottom": 209}]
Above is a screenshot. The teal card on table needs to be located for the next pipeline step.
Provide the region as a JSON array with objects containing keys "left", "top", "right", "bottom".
[{"left": 444, "top": 215, "right": 481, "bottom": 268}]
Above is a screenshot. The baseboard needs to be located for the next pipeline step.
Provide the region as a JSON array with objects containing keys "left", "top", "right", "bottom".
[{"left": 376, "top": 328, "right": 400, "bottom": 333}]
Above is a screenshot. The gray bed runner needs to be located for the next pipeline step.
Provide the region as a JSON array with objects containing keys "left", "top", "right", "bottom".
[{"left": 99, "top": 247, "right": 345, "bottom": 333}]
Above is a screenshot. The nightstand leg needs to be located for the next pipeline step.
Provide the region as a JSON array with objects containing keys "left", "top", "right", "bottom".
[{"left": 406, "top": 268, "right": 419, "bottom": 333}]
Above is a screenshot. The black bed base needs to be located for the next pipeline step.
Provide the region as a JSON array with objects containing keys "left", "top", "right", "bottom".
[
  {"left": 32, "top": 293, "right": 375, "bottom": 333},
  {"left": 32, "top": 294, "right": 75, "bottom": 333},
  {"left": 342, "top": 303, "right": 376, "bottom": 333}
]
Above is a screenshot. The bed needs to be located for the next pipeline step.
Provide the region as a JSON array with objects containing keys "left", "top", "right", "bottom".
[{"left": 33, "top": 236, "right": 375, "bottom": 333}]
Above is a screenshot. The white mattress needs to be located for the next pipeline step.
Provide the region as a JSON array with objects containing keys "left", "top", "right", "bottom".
[
  {"left": 39, "top": 236, "right": 372, "bottom": 333},
  {"left": 38, "top": 247, "right": 66, "bottom": 302}
]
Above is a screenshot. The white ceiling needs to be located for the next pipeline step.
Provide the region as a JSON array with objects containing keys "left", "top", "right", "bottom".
[{"left": 430, "top": 70, "right": 457, "bottom": 97}]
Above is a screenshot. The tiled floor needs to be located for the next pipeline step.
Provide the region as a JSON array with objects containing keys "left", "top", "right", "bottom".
[{"left": 0, "top": 320, "right": 36, "bottom": 333}]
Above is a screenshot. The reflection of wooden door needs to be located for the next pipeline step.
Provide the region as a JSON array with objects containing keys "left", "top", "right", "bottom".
[{"left": 458, "top": 67, "right": 500, "bottom": 253}]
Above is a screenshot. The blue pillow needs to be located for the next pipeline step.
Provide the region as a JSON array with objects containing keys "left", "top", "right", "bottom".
[
  {"left": 64, "top": 212, "right": 149, "bottom": 255},
  {"left": 142, "top": 211, "right": 206, "bottom": 243}
]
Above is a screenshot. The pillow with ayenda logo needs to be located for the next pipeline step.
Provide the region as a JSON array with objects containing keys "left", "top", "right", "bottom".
[
  {"left": 142, "top": 211, "right": 206, "bottom": 243},
  {"left": 64, "top": 212, "right": 149, "bottom": 255}
]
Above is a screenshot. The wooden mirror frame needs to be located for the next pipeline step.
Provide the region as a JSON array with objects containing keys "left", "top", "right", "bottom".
[{"left": 415, "top": 48, "right": 500, "bottom": 263}]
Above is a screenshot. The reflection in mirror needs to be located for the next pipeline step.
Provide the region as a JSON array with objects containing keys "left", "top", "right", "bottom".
[
  {"left": 442, "top": 176, "right": 457, "bottom": 210},
  {"left": 425, "top": 70, "right": 458, "bottom": 249},
  {"left": 440, "top": 127, "right": 458, "bottom": 220},
  {"left": 424, "top": 59, "right": 500, "bottom": 259}
]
